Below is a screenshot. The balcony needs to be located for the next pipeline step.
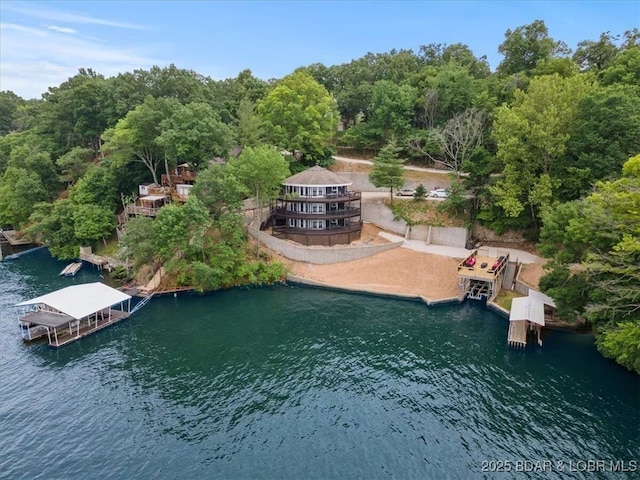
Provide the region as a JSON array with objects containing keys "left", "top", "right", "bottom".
[
  {"left": 277, "top": 191, "right": 361, "bottom": 202},
  {"left": 272, "top": 220, "right": 363, "bottom": 237},
  {"left": 272, "top": 207, "right": 361, "bottom": 220}
]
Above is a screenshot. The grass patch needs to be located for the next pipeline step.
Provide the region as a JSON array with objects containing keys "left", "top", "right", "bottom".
[
  {"left": 387, "top": 199, "right": 467, "bottom": 227},
  {"left": 494, "top": 289, "right": 525, "bottom": 311},
  {"left": 94, "top": 233, "right": 121, "bottom": 257}
]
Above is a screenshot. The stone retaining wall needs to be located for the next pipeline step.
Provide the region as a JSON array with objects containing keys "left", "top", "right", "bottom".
[{"left": 248, "top": 225, "right": 402, "bottom": 265}]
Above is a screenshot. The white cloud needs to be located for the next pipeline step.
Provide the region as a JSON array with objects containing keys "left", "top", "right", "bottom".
[
  {"left": 48, "top": 25, "right": 78, "bottom": 35},
  {"left": 3, "top": 2, "right": 148, "bottom": 30},
  {"left": 0, "top": 22, "right": 164, "bottom": 98}
]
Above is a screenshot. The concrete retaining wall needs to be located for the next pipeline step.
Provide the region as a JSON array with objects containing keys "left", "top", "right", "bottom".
[
  {"left": 429, "top": 226, "right": 468, "bottom": 248},
  {"left": 361, "top": 200, "right": 408, "bottom": 235},
  {"left": 287, "top": 274, "right": 460, "bottom": 306},
  {"left": 248, "top": 226, "right": 402, "bottom": 264},
  {"left": 361, "top": 200, "right": 469, "bottom": 247}
]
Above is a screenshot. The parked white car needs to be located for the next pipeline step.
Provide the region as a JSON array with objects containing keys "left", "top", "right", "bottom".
[
  {"left": 429, "top": 188, "right": 449, "bottom": 198},
  {"left": 395, "top": 188, "right": 417, "bottom": 196}
]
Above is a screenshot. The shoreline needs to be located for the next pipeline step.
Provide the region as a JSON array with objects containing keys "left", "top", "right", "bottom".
[{"left": 286, "top": 274, "right": 460, "bottom": 307}]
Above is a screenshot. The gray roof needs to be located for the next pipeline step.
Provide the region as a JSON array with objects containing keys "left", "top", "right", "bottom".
[{"left": 283, "top": 166, "right": 352, "bottom": 187}]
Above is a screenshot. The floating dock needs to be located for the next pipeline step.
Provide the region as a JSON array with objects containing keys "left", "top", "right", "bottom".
[
  {"left": 15, "top": 282, "right": 133, "bottom": 347},
  {"left": 59, "top": 262, "right": 83, "bottom": 276}
]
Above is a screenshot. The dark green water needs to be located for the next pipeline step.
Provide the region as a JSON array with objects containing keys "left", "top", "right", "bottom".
[{"left": 1, "top": 250, "right": 638, "bottom": 479}]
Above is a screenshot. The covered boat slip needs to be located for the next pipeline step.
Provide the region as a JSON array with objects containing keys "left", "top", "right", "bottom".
[
  {"left": 507, "top": 292, "right": 555, "bottom": 348},
  {"left": 15, "top": 282, "right": 132, "bottom": 347}
]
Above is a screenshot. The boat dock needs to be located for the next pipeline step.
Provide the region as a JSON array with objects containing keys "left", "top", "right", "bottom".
[
  {"left": 1, "top": 229, "right": 32, "bottom": 245},
  {"left": 59, "top": 262, "right": 83, "bottom": 276},
  {"left": 15, "top": 282, "right": 133, "bottom": 347}
]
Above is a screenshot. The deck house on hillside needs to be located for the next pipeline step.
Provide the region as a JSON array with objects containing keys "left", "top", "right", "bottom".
[
  {"left": 15, "top": 282, "right": 132, "bottom": 347},
  {"left": 162, "top": 163, "right": 197, "bottom": 202},
  {"left": 270, "top": 166, "right": 362, "bottom": 246},
  {"left": 126, "top": 194, "right": 170, "bottom": 217},
  {"left": 458, "top": 246, "right": 510, "bottom": 300}
]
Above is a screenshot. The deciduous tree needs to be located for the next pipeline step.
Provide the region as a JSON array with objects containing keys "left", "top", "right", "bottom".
[
  {"left": 226, "top": 146, "right": 290, "bottom": 224},
  {"left": 497, "top": 20, "right": 570, "bottom": 76},
  {"left": 257, "top": 70, "right": 339, "bottom": 165},
  {"left": 102, "top": 96, "right": 180, "bottom": 185},
  {"left": 490, "top": 74, "right": 594, "bottom": 223}
]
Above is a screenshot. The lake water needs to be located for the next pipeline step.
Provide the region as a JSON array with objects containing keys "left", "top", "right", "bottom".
[{"left": 0, "top": 249, "right": 638, "bottom": 479}]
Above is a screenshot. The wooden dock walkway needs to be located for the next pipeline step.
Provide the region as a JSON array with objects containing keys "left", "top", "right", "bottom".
[
  {"left": 507, "top": 320, "right": 528, "bottom": 348},
  {"left": 1, "top": 230, "right": 32, "bottom": 245},
  {"left": 49, "top": 310, "right": 130, "bottom": 347}
]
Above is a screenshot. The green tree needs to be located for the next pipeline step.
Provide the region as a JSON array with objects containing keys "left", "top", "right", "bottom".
[
  {"left": 538, "top": 155, "right": 640, "bottom": 371},
  {"left": 597, "top": 322, "right": 640, "bottom": 373},
  {"left": 490, "top": 74, "right": 594, "bottom": 224},
  {"left": 235, "top": 98, "right": 264, "bottom": 148},
  {"left": 157, "top": 102, "right": 233, "bottom": 171},
  {"left": 369, "top": 140, "right": 406, "bottom": 201},
  {"left": 69, "top": 165, "right": 118, "bottom": 210},
  {"left": 367, "top": 80, "right": 417, "bottom": 142},
  {"left": 599, "top": 46, "right": 640, "bottom": 86},
  {"left": 56, "top": 146, "right": 94, "bottom": 185},
  {"left": 25, "top": 199, "right": 79, "bottom": 259},
  {"left": 0, "top": 168, "right": 49, "bottom": 228},
  {"left": 573, "top": 31, "right": 620, "bottom": 72},
  {"left": 37, "top": 69, "right": 112, "bottom": 156},
  {"left": 6, "top": 142, "right": 58, "bottom": 195},
  {"left": 153, "top": 196, "right": 211, "bottom": 263},
  {"left": 191, "top": 165, "right": 248, "bottom": 218},
  {"left": 227, "top": 146, "right": 290, "bottom": 225},
  {"left": 120, "top": 216, "right": 156, "bottom": 268},
  {"left": 73, "top": 203, "right": 115, "bottom": 246},
  {"left": 102, "top": 96, "right": 180, "bottom": 184},
  {"left": 0, "top": 91, "right": 25, "bottom": 135},
  {"left": 561, "top": 84, "right": 640, "bottom": 199},
  {"left": 257, "top": 70, "right": 339, "bottom": 165},
  {"left": 497, "top": 20, "right": 570, "bottom": 76}
]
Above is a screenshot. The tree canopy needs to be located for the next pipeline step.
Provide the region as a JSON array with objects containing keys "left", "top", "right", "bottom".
[{"left": 257, "top": 70, "right": 339, "bottom": 166}]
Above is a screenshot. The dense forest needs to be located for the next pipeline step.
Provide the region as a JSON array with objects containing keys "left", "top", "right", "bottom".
[{"left": 0, "top": 20, "right": 638, "bottom": 372}]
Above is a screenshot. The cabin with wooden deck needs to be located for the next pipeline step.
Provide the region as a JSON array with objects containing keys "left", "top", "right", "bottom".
[
  {"left": 458, "top": 247, "right": 510, "bottom": 300},
  {"left": 125, "top": 195, "right": 170, "bottom": 217},
  {"left": 270, "top": 166, "right": 362, "bottom": 246},
  {"left": 15, "top": 282, "right": 132, "bottom": 347}
]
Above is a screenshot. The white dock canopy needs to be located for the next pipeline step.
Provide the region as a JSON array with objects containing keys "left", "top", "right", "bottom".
[
  {"left": 15, "top": 282, "right": 131, "bottom": 319},
  {"left": 509, "top": 296, "right": 545, "bottom": 326}
]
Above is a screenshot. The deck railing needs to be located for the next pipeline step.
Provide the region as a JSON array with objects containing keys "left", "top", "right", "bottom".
[
  {"left": 272, "top": 207, "right": 361, "bottom": 220},
  {"left": 272, "top": 221, "right": 363, "bottom": 237},
  {"left": 125, "top": 204, "right": 162, "bottom": 217},
  {"left": 277, "top": 191, "right": 361, "bottom": 202}
]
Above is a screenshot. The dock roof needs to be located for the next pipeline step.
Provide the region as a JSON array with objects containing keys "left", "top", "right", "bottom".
[
  {"left": 15, "top": 282, "right": 131, "bottom": 320},
  {"left": 509, "top": 296, "right": 545, "bottom": 326}
]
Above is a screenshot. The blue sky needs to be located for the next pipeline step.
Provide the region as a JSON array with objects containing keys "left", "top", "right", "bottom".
[{"left": 1, "top": 0, "right": 638, "bottom": 99}]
